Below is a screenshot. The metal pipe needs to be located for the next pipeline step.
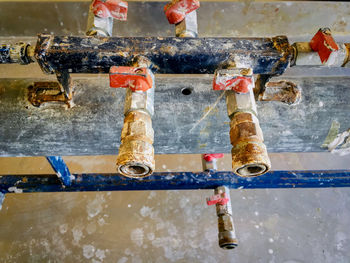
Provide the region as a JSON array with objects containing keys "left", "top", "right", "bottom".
[
  {"left": 175, "top": 10, "right": 198, "bottom": 38},
  {"left": 116, "top": 58, "right": 155, "bottom": 178},
  {"left": 214, "top": 186, "right": 238, "bottom": 249},
  {"left": 226, "top": 75, "right": 271, "bottom": 177},
  {"left": 0, "top": 42, "right": 34, "bottom": 64},
  {"left": 292, "top": 41, "right": 348, "bottom": 67},
  {"left": 29, "top": 35, "right": 292, "bottom": 75}
]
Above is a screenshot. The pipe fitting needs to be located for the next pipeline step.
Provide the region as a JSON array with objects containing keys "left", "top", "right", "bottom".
[
  {"left": 226, "top": 83, "right": 271, "bottom": 177},
  {"left": 115, "top": 58, "right": 155, "bottom": 178},
  {"left": 86, "top": 12, "right": 113, "bottom": 36},
  {"left": 116, "top": 110, "right": 155, "bottom": 177},
  {"left": 214, "top": 186, "right": 238, "bottom": 250},
  {"left": 175, "top": 11, "right": 198, "bottom": 38},
  {"left": 292, "top": 42, "right": 347, "bottom": 67},
  {"left": 230, "top": 112, "right": 270, "bottom": 177}
]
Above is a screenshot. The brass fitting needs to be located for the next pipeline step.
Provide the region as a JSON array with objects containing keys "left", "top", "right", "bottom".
[
  {"left": 215, "top": 186, "right": 238, "bottom": 249},
  {"left": 226, "top": 75, "right": 271, "bottom": 177},
  {"left": 229, "top": 112, "right": 270, "bottom": 177},
  {"left": 116, "top": 57, "right": 155, "bottom": 178},
  {"left": 116, "top": 110, "right": 155, "bottom": 177}
]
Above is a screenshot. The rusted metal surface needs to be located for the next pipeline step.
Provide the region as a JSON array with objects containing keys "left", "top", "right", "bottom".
[
  {"left": 0, "top": 42, "right": 33, "bottom": 64},
  {"left": 115, "top": 57, "right": 156, "bottom": 178},
  {"left": 31, "top": 34, "right": 292, "bottom": 75},
  {"left": 259, "top": 80, "right": 301, "bottom": 105},
  {"left": 28, "top": 81, "right": 72, "bottom": 107},
  {"left": 229, "top": 112, "right": 271, "bottom": 177},
  {"left": 117, "top": 110, "right": 155, "bottom": 177}
]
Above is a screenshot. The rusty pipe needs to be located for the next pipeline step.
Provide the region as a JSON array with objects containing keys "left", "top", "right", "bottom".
[
  {"left": 116, "top": 59, "right": 155, "bottom": 178},
  {"left": 226, "top": 77, "right": 271, "bottom": 177}
]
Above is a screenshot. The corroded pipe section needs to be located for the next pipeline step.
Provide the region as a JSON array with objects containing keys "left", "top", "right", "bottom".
[
  {"left": 116, "top": 59, "right": 155, "bottom": 178},
  {"left": 117, "top": 110, "right": 155, "bottom": 177},
  {"left": 215, "top": 186, "right": 238, "bottom": 249},
  {"left": 226, "top": 81, "right": 271, "bottom": 177}
]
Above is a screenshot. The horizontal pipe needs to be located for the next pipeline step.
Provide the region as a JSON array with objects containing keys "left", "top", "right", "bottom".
[
  {"left": 31, "top": 34, "right": 292, "bottom": 75},
  {"left": 1, "top": 170, "right": 350, "bottom": 193}
]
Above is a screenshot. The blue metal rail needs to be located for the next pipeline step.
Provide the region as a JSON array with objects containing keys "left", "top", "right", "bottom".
[{"left": 1, "top": 170, "right": 350, "bottom": 194}]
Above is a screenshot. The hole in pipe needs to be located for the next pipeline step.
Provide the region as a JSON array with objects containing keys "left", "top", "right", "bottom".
[{"left": 181, "top": 87, "right": 192, "bottom": 95}]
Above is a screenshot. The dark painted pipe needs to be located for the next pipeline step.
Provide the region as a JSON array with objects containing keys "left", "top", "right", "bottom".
[
  {"left": 32, "top": 34, "right": 292, "bottom": 75},
  {"left": 1, "top": 170, "right": 350, "bottom": 194}
]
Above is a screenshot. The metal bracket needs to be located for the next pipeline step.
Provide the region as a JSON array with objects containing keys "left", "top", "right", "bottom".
[{"left": 46, "top": 156, "right": 73, "bottom": 187}]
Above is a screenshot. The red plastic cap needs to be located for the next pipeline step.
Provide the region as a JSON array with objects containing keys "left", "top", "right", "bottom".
[
  {"left": 164, "top": 0, "right": 200, "bottom": 24},
  {"left": 109, "top": 66, "right": 153, "bottom": 92},
  {"left": 92, "top": 0, "right": 128, "bottom": 21},
  {"left": 310, "top": 28, "right": 339, "bottom": 64},
  {"left": 203, "top": 153, "right": 224, "bottom": 162},
  {"left": 206, "top": 193, "right": 229, "bottom": 206}
]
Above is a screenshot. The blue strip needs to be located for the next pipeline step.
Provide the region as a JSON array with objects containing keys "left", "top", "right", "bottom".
[
  {"left": 0, "top": 170, "right": 349, "bottom": 193},
  {"left": 46, "top": 156, "right": 72, "bottom": 187}
]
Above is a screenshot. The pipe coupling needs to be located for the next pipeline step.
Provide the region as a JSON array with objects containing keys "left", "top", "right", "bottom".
[
  {"left": 230, "top": 112, "right": 271, "bottom": 177},
  {"left": 116, "top": 110, "right": 155, "bottom": 178}
]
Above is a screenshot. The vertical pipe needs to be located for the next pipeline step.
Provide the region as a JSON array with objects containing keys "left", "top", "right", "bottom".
[{"left": 214, "top": 186, "right": 238, "bottom": 249}]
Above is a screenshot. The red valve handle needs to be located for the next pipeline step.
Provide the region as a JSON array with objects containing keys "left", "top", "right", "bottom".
[
  {"left": 109, "top": 66, "right": 153, "bottom": 92},
  {"left": 164, "top": 0, "right": 200, "bottom": 24},
  {"left": 213, "top": 76, "right": 253, "bottom": 94},
  {"left": 203, "top": 153, "right": 224, "bottom": 162},
  {"left": 92, "top": 0, "right": 128, "bottom": 21},
  {"left": 310, "top": 28, "right": 339, "bottom": 64},
  {"left": 206, "top": 192, "right": 229, "bottom": 206}
]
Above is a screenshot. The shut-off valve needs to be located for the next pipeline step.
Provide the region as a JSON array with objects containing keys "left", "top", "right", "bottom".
[
  {"left": 213, "top": 68, "right": 271, "bottom": 177},
  {"left": 110, "top": 58, "right": 155, "bottom": 178}
]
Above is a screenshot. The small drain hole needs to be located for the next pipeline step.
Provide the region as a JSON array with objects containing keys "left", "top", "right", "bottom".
[{"left": 181, "top": 88, "right": 192, "bottom": 95}]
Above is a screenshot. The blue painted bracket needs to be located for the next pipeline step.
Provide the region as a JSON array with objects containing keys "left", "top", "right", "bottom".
[
  {"left": 0, "top": 170, "right": 350, "bottom": 193},
  {"left": 46, "top": 156, "right": 72, "bottom": 187}
]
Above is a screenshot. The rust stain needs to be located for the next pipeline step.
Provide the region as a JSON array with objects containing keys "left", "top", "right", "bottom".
[
  {"left": 27, "top": 82, "right": 72, "bottom": 107},
  {"left": 260, "top": 80, "right": 301, "bottom": 105}
]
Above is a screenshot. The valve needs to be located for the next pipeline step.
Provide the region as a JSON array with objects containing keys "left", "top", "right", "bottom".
[
  {"left": 164, "top": 0, "right": 200, "bottom": 25},
  {"left": 202, "top": 153, "right": 224, "bottom": 171},
  {"left": 310, "top": 28, "right": 338, "bottom": 64},
  {"left": 110, "top": 58, "right": 155, "bottom": 178},
  {"left": 213, "top": 68, "right": 254, "bottom": 94},
  {"left": 110, "top": 66, "right": 153, "bottom": 92},
  {"left": 86, "top": 0, "right": 128, "bottom": 37},
  {"left": 213, "top": 67, "right": 271, "bottom": 177},
  {"left": 292, "top": 28, "right": 348, "bottom": 67},
  {"left": 207, "top": 186, "right": 238, "bottom": 250},
  {"left": 92, "top": 0, "right": 128, "bottom": 20}
]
